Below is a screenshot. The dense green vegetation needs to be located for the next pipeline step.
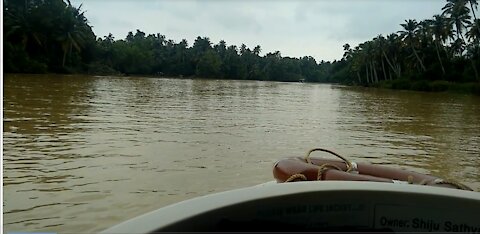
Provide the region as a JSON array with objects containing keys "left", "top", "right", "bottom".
[
  {"left": 3, "top": 0, "right": 325, "bottom": 82},
  {"left": 329, "top": 0, "right": 480, "bottom": 94},
  {"left": 4, "top": 0, "right": 480, "bottom": 93},
  {"left": 4, "top": 0, "right": 97, "bottom": 73}
]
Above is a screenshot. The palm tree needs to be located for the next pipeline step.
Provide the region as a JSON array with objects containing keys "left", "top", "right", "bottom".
[
  {"left": 348, "top": 43, "right": 368, "bottom": 84},
  {"left": 426, "top": 15, "right": 451, "bottom": 74},
  {"left": 253, "top": 45, "right": 261, "bottom": 56},
  {"left": 4, "top": 1, "right": 45, "bottom": 50},
  {"left": 418, "top": 20, "right": 433, "bottom": 47},
  {"left": 442, "top": 0, "right": 472, "bottom": 42},
  {"left": 469, "top": 0, "right": 480, "bottom": 39},
  {"left": 467, "top": 18, "right": 480, "bottom": 42},
  {"left": 386, "top": 33, "right": 402, "bottom": 79},
  {"left": 398, "top": 19, "right": 427, "bottom": 72},
  {"left": 466, "top": 19, "right": 480, "bottom": 81},
  {"left": 372, "top": 36, "right": 387, "bottom": 80},
  {"left": 342, "top": 43, "right": 352, "bottom": 60},
  {"left": 349, "top": 46, "right": 364, "bottom": 84},
  {"left": 468, "top": 0, "right": 479, "bottom": 24},
  {"left": 450, "top": 38, "right": 466, "bottom": 56},
  {"left": 57, "top": 4, "right": 88, "bottom": 67}
]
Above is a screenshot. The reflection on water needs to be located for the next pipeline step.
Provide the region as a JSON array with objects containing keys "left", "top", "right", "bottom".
[{"left": 3, "top": 74, "right": 480, "bottom": 232}]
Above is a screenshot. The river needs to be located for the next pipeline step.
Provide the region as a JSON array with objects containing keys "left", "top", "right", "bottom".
[{"left": 3, "top": 74, "right": 480, "bottom": 232}]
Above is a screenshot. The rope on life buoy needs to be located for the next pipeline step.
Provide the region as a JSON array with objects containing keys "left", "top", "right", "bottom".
[
  {"left": 285, "top": 173, "right": 308, "bottom": 182},
  {"left": 316, "top": 164, "right": 343, "bottom": 180},
  {"left": 305, "top": 148, "right": 355, "bottom": 172},
  {"left": 432, "top": 179, "right": 474, "bottom": 191},
  {"left": 280, "top": 148, "right": 476, "bottom": 191},
  {"left": 282, "top": 149, "right": 350, "bottom": 183}
]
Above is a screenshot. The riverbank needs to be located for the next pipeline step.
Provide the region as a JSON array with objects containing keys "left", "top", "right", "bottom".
[
  {"left": 5, "top": 72, "right": 480, "bottom": 96},
  {"left": 366, "top": 79, "right": 480, "bottom": 96}
]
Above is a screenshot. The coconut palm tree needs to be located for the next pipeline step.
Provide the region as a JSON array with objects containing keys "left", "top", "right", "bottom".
[
  {"left": 450, "top": 38, "right": 466, "bottom": 56},
  {"left": 468, "top": 0, "right": 480, "bottom": 40},
  {"left": 468, "top": 0, "right": 478, "bottom": 24},
  {"left": 467, "top": 18, "right": 480, "bottom": 42},
  {"left": 398, "top": 19, "right": 427, "bottom": 72},
  {"left": 466, "top": 19, "right": 480, "bottom": 81},
  {"left": 376, "top": 35, "right": 398, "bottom": 80},
  {"left": 385, "top": 33, "right": 402, "bottom": 79},
  {"left": 349, "top": 46, "right": 364, "bottom": 84},
  {"left": 426, "top": 15, "right": 452, "bottom": 74},
  {"left": 4, "top": 1, "right": 45, "bottom": 50},
  {"left": 442, "top": 0, "right": 472, "bottom": 42},
  {"left": 56, "top": 4, "right": 88, "bottom": 67}
]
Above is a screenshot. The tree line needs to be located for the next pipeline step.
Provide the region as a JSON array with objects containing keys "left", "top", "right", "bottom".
[
  {"left": 92, "top": 31, "right": 328, "bottom": 82},
  {"left": 328, "top": 0, "right": 480, "bottom": 92},
  {"left": 4, "top": 0, "right": 97, "bottom": 73},
  {"left": 3, "top": 0, "right": 326, "bottom": 82},
  {"left": 4, "top": 0, "right": 480, "bottom": 93}
]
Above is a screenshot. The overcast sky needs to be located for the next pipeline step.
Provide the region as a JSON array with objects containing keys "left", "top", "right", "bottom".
[{"left": 71, "top": 0, "right": 446, "bottom": 62}]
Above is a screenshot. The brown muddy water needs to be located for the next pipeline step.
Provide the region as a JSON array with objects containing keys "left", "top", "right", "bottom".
[{"left": 3, "top": 74, "right": 480, "bottom": 233}]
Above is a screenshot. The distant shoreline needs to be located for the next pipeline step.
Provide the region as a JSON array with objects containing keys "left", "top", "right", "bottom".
[{"left": 5, "top": 72, "right": 479, "bottom": 96}]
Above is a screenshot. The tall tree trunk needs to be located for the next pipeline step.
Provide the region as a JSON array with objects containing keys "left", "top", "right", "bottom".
[
  {"left": 372, "top": 62, "right": 379, "bottom": 83},
  {"left": 357, "top": 72, "right": 361, "bottom": 84},
  {"left": 369, "top": 63, "right": 374, "bottom": 84},
  {"left": 412, "top": 45, "right": 426, "bottom": 72},
  {"left": 62, "top": 49, "right": 67, "bottom": 68},
  {"left": 395, "top": 60, "right": 402, "bottom": 78},
  {"left": 472, "top": 59, "right": 480, "bottom": 82},
  {"left": 442, "top": 44, "right": 450, "bottom": 60},
  {"left": 435, "top": 41, "right": 446, "bottom": 75},
  {"left": 366, "top": 65, "right": 370, "bottom": 84},
  {"left": 382, "top": 50, "right": 400, "bottom": 78},
  {"left": 381, "top": 58, "right": 387, "bottom": 81},
  {"left": 61, "top": 42, "right": 69, "bottom": 68},
  {"left": 69, "top": 42, "right": 73, "bottom": 66}
]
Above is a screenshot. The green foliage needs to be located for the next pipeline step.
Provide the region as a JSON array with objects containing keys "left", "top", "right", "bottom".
[
  {"left": 430, "top": 80, "right": 451, "bottom": 91},
  {"left": 449, "top": 82, "right": 480, "bottom": 94},
  {"left": 4, "top": 42, "right": 48, "bottom": 73},
  {"left": 411, "top": 80, "right": 432, "bottom": 91},
  {"left": 86, "top": 61, "right": 119, "bottom": 76},
  {"left": 4, "top": 0, "right": 479, "bottom": 95},
  {"left": 390, "top": 79, "right": 412, "bottom": 90},
  {"left": 196, "top": 50, "right": 222, "bottom": 78},
  {"left": 3, "top": 0, "right": 326, "bottom": 82},
  {"left": 327, "top": 0, "right": 480, "bottom": 93},
  {"left": 4, "top": 0, "right": 96, "bottom": 73}
]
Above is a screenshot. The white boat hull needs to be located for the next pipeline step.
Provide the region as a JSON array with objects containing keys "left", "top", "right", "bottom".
[{"left": 101, "top": 181, "right": 480, "bottom": 233}]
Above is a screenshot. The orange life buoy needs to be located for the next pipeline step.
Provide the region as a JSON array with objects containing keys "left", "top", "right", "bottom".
[{"left": 273, "top": 148, "right": 473, "bottom": 191}]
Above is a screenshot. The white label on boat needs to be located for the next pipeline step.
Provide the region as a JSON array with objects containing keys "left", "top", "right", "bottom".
[{"left": 374, "top": 204, "right": 480, "bottom": 232}]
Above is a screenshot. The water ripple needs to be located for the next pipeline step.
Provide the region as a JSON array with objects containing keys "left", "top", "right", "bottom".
[{"left": 3, "top": 75, "right": 480, "bottom": 233}]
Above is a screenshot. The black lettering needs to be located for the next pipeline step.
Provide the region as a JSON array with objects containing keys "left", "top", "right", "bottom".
[
  {"left": 444, "top": 221, "right": 451, "bottom": 232},
  {"left": 286, "top": 205, "right": 306, "bottom": 214},
  {"left": 380, "top": 216, "right": 388, "bottom": 226},
  {"left": 452, "top": 223, "right": 459, "bottom": 232},
  {"left": 410, "top": 218, "right": 439, "bottom": 231},
  {"left": 412, "top": 218, "right": 419, "bottom": 228},
  {"left": 326, "top": 204, "right": 351, "bottom": 212},
  {"left": 379, "top": 217, "right": 409, "bottom": 228},
  {"left": 308, "top": 205, "right": 323, "bottom": 213}
]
